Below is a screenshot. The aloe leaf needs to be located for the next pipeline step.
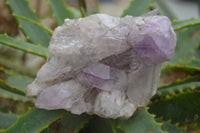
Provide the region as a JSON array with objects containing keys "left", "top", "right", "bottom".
[
  {"left": 6, "top": 75, "right": 33, "bottom": 93},
  {"left": 149, "top": 91, "right": 200, "bottom": 125},
  {"left": 161, "top": 64, "right": 200, "bottom": 76},
  {"left": 121, "top": 0, "right": 155, "bottom": 17},
  {"left": 0, "top": 90, "right": 34, "bottom": 114},
  {"left": 82, "top": 117, "right": 114, "bottom": 133},
  {"left": 0, "top": 88, "right": 32, "bottom": 102},
  {"left": 60, "top": 112, "right": 91, "bottom": 133},
  {"left": 0, "top": 67, "right": 33, "bottom": 102},
  {"left": 117, "top": 108, "right": 165, "bottom": 133},
  {"left": 91, "top": 119, "right": 114, "bottom": 133},
  {"left": 183, "top": 121, "right": 200, "bottom": 133},
  {"left": 70, "top": 7, "right": 82, "bottom": 18},
  {"left": 161, "top": 120, "right": 186, "bottom": 133},
  {"left": 162, "top": 25, "right": 200, "bottom": 74},
  {"left": 179, "top": 58, "right": 200, "bottom": 68},
  {"left": 0, "top": 58, "right": 37, "bottom": 77},
  {"left": 41, "top": 128, "right": 55, "bottom": 133},
  {"left": 0, "top": 112, "right": 17, "bottom": 130},
  {"left": 173, "top": 18, "right": 200, "bottom": 31},
  {"left": 0, "top": 80, "right": 25, "bottom": 96},
  {"left": 0, "top": 34, "right": 48, "bottom": 59},
  {"left": 2, "top": 108, "right": 65, "bottom": 133},
  {"left": 156, "top": 81, "right": 200, "bottom": 98},
  {"left": 13, "top": 14, "right": 53, "bottom": 35},
  {"left": 48, "top": 0, "right": 74, "bottom": 25},
  {"left": 87, "top": 0, "right": 99, "bottom": 15},
  {"left": 78, "top": 0, "right": 87, "bottom": 17},
  {"left": 159, "top": 76, "right": 199, "bottom": 90},
  {"left": 0, "top": 66, "right": 33, "bottom": 90},
  {"left": 154, "top": 0, "right": 177, "bottom": 20},
  {"left": 5, "top": 0, "right": 51, "bottom": 47},
  {"left": 169, "top": 26, "right": 200, "bottom": 65}
]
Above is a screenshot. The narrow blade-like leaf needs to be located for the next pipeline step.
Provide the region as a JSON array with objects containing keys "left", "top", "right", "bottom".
[
  {"left": 155, "top": 0, "right": 177, "bottom": 21},
  {"left": 161, "top": 120, "right": 186, "bottom": 133},
  {"left": 0, "top": 34, "right": 48, "bottom": 58},
  {"left": 48, "top": 0, "right": 74, "bottom": 25},
  {"left": 161, "top": 64, "right": 200, "bottom": 76},
  {"left": 121, "top": 0, "right": 155, "bottom": 17},
  {"left": 0, "top": 79, "right": 25, "bottom": 96},
  {"left": 0, "top": 67, "right": 33, "bottom": 101},
  {"left": 0, "top": 88, "right": 32, "bottom": 102},
  {"left": 173, "top": 18, "right": 200, "bottom": 31},
  {"left": 5, "top": 0, "right": 51, "bottom": 47},
  {"left": 2, "top": 108, "right": 65, "bottom": 133},
  {"left": 0, "top": 112, "right": 17, "bottom": 130},
  {"left": 149, "top": 91, "right": 200, "bottom": 125},
  {"left": 117, "top": 108, "right": 165, "bottom": 133},
  {"left": 156, "top": 82, "right": 200, "bottom": 98},
  {"left": 162, "top": 25, "right": 200, "bottom": 74},
  {"left": 81, "top": 117, "right": 114, "bottom": 133},
  {"left": 60, "top": 112, "right": 91, "bottom": 133}
]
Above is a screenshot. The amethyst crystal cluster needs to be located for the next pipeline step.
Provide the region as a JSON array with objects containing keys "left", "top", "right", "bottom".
[{"left": 26, "top": 13, "right": 176, "bottom": 119}]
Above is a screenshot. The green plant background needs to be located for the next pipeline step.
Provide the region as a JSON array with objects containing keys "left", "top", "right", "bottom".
[{"left": 0, "top": 0, "right": 200, "bottom": 132}]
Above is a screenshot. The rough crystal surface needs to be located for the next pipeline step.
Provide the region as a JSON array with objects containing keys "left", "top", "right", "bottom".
[{"left": 26, "top": 13, "right": 176, "bottom": 119}]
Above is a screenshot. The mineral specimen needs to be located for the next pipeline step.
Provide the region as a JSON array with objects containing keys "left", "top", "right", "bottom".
[{"left": 26, "top": 13, "right": 176, "bottom": 119}]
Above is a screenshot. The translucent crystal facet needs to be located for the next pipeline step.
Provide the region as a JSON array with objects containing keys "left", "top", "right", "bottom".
[{"left": 26, "top": 13, "right": 176, "bottom": 119}]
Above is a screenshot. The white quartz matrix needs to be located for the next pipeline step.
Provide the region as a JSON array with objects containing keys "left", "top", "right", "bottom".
[{"left": 26, "top": 13, "right": 176, "bottom": 119}]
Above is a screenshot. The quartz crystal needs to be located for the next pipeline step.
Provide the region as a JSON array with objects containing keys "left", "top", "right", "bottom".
[{"left": 26, "top": 13, "right": 176, "bottom": 119}]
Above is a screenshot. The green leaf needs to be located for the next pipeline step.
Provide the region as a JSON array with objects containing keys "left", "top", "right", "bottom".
[
  {"left": 0, "top": 34, "right": 48, "bottom": 59},
  {"left": 0, "top": 112, "right": 17, "bottom": 130},
  {"left": 183, "top": 121, "right": 200, "bottom": 133},
  {"left": 6, "top": 75, "right": 33, "bottom": 93},
  {"left": 154, "top": 0, "right": 177, "bottom": 21},
  {"left": 173, "top": 18, "right": 200, "bottom": 31},
  {"left": 169, "top": 27, "right": 200, "bottom": 65},
  {"left": 0, "top": 80, "right": 25, "bottom": 96},
  {"left": 162, "top": 25, "right": 200, "bottom": 74},
  {"left": 0, "top": 88, "right": 32, "bottom": 102},
  {"left": 161, "top": 120, "right": 186, "bottom": 133},
  {"left": 117, "top": 108, "right": 165, "bottom": 133},
  {"left": 60, "top": 112, "right": 91, "bottom": 133},
  {"left": 121, "top": 0, "right": 155, "bottom": 17},
  {"left": 5, "top": 0, "right": 51, "bottom": 47},
  {"left": 0, "top": 90, "right": 33, "bottom": 114},
  {"left": 183, "top": 58, "right": 200, "bottom": 67},
  {"left": 159, "top": 76, "right": 199, "bottom": 90},
  {"left": 0, "top": 67, "right": 34, "bottom": 101},
  {"left": 41, "top": 128, "right": 55, "bottom": 133},
  {"left": 13, "top": 15, "right": 53, "bottom": 35},
  {"left": 0, "top": 58, "right": 37, "bottom": 77},
  {"left": 2, "top": 108, "right": 65, "bottom": 133},
  {"left": 161, "top": 64, "right": 200, "bottom": 77},
  {"left": 81, "top": 117, "right": 114, "bottom": 133},
  {"left": 48, "top": 0, "right": 74, "bottom": 25},
  {"left": 78, "top": 0, "right": 87, "bottom": 17},
  {"left": 149, "top": 91, "right": 200, "bottom": 125},
  {"left": 70, "top": 7, "right": 82, "bottom": 18},
  {"left": 156, "top": 81, "right": 200, "bottom": 98},
  {"left": 0, "top": 66, "right": 33, "bottom": 91},
  {"left": 86, "top": 0, "right": 99, "bottom": 15}
]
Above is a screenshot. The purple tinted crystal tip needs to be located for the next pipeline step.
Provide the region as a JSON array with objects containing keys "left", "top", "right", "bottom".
[{"left": 131, "top": 17, "right": 176, "bottom": 64}]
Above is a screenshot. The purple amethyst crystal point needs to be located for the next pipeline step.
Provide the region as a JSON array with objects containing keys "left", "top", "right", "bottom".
[
  {"left": 26, "top": 13, "right": 176, "bottom": 119},
  {"left": 83, "top": 63, "right": 110, "bottom": 80},
  {"left": 83, "top": 63, "right": 127, "bottom": 91},
  {"left": 131, "top": 16, "right": 176, "bottom": 64}
]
